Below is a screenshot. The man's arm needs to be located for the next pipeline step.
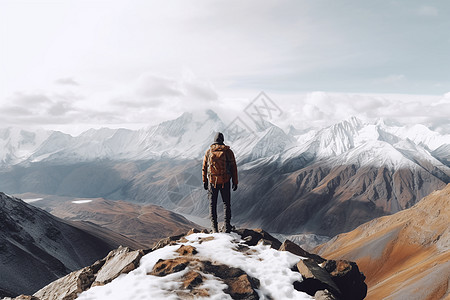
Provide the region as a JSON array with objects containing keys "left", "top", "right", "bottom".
[
  {"left": 202, "top": 149, "right": 209, "bottom": 183},
  {"left": 228, "top": 149, "right": 238, "bottom": 185}
]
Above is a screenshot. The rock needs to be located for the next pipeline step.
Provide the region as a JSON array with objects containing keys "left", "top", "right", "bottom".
[
  {"left": 182, "top": 270, "right": 204, "bottom": 289},
  {"left": 3, "top": 296, "right": 40, "bottom": 300},
  {"left": 294, "top": 259, "right": 341, "bottom": 298},
  {"left": 199, "top": 261, "right": 260, "bottom": 300},
  {"left": 150, "top": 256, "right": 259, "bottom": 300},
  {"left": 315, "top": 289, "right": 338, "bottom": 300},
  {"left": 279, "top": 240, "right": 326, "bottom": 263},
  {"left": 33, "top": 267, "right": 94, "bottom": 300},
  {"left": 257, "top": 238, "right": 279, "bottom": 248},
  {"left": 225, "top": 274, "right": 259, "bottom": 300},
  {"left": 176, "top": 245, "right": 198, "bottom": 256},
  {"left": 150, "top": 257, "right": 192, "bottom": 276},
  {"left": 235, "top": 228, "right": 282, "bottom": 249},
  {"left": 93, "top": 246, "right": 144, "bottom": 286},
  {"left": 323, "top": 260, "right": 367, "bottom": 300},
  {"left": 33, "top": 245, "right": 145, "bottom": 299},
  {"left": 152, "top": 233, "right": 186, "bottom": 251},
  {"left": 196, "top": 236, "right": 215, "bottom": 244},
  {"left": 186, "top": 228, "right": 201, "bottom": 236}
]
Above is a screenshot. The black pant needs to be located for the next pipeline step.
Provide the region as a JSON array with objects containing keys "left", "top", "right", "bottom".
[{"left": 208, "top": 181, "right": 231, "bottom": 232}]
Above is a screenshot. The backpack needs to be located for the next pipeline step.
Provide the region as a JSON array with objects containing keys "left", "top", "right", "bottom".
[{"left": 207, "top": 145, "right": 231, "bottom": 186}]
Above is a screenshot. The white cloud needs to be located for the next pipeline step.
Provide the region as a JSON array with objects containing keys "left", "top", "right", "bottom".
[{"left": 263, "top": 92, "right": 450, "bottom": 134}]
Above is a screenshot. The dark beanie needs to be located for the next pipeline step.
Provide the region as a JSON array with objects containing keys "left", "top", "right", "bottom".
[{"left": 214, "top": 132, "right": 224, "bottom": 144}]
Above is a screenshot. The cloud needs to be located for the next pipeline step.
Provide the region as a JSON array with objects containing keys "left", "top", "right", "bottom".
[
  {"left": 47, "top": 101, "right": 73, "bottom": 116},
  {"left": 11, "top": 92, "right": 52, "bottom": 105},
  {"left": 417, "top": 6, "right": 439, "bottom": 17},
  {"left": 54, "top": 77, "right": 80, "bottom": 86},
  {"left": 0, "top": 91, "right": 93, "bottom": 126},
  {"left": 269, "top": 91, "right": 450, "bottom": 134},
  {"left": 135, "top": 74, "right": 183, "bottom": 98},
  {"left": 110, "top": 71, "right": 219, "bottom": 121}
]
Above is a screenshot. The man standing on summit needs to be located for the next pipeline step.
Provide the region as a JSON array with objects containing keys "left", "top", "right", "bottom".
[{"left": 202, "top": 132, "right": 238, "bottom": 233}]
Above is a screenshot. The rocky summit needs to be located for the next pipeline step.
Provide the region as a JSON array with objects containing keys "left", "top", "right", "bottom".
[{"left": 4, "top": 229, "right": 367, "bottom": 300}]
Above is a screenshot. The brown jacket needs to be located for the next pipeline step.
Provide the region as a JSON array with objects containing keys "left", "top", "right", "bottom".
[{"left": 202, "top": 144, "right": 238, "bottom": 186}]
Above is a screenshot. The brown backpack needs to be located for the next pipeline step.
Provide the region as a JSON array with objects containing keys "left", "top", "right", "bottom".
[{"left": 207, "top": 145, "right": 231, "bottom": 186}]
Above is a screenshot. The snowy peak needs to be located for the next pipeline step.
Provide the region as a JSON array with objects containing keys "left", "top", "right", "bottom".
[
  {"left": 0, "top": 128, "right": 52, "bottom": 165},
  {"left": 0, "top": 113, "right": 448, "bottom": 169},
  {"left": 282, "top": 116, "right": 450, "bottom": 173},
  {"left": 235, "top": 124, "right": 296, "bottom": 161}
]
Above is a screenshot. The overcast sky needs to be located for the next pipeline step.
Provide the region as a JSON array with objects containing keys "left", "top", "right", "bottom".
[{"left": 1, "top": 0, "right": 449, "bottom": 134}]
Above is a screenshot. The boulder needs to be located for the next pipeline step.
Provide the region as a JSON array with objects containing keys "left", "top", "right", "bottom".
[
  {"left": 235, "top": 228, "right": 282, "bottom": 249},
  {"left": 294, "top": 259, "right": 341, "bottom": 297},
  {"left": 32, "top": 246, "right": 143, "bottom": 299},
  {"left": 33, "top": 267, "right": 94, "bottom": 300},
  {"left": 93, "top": 246, "right": 144, "bottom": 286},
  {"left": 279, "top": 240, "right": 326, "bottom": 263},
  {"left": 324, "top": 260, "right": 367, "bottom": 300}
]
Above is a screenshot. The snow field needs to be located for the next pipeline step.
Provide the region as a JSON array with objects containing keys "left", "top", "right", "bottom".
[
  {"left": 77, "top": 233, "right": 312, "bottom": 300},
  {"left": 72, "top": 200, "right": 93, "bottom": 204}
]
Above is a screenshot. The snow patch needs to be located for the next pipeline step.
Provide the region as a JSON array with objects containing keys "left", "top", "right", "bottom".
[
  {"left": 23, "top": 198, "right": 43, "bottom": 203},
  {"left": 72, "top": 200, "right": 93, "bottom": 204},
  {"left": 77, "top": 233, "right": 310, "bottom": 300}
]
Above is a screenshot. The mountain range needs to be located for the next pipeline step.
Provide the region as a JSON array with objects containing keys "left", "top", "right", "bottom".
[{"left": 0, "top": 111, "right": 449, "bottom": 238}]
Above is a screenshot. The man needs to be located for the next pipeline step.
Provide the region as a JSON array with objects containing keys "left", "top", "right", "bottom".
[{"left": 202, "top": 132, "right": 238, "bottom": 233}]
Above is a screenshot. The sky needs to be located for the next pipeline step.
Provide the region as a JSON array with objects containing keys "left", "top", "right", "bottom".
[{"left": 0, "top": 0, "right": 449, "bottom": 134}]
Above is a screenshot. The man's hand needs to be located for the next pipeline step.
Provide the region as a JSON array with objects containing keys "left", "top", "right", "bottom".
[
  {"left": 232, "top": 183, "right": 238, "bottom": 191},
  {"left": 204, "top": 182, "right": 209, "bottom": 190}
]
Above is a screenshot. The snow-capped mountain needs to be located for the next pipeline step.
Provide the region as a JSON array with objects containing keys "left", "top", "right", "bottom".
[
  {"left": 1, "top": 112, "right": 449, "bottom": 170},
  {"left": 4, "top": 110, "right": 224, "bottom": 165},
  {"left": 0, "top": 111, "right": 449, "bottom": 238},
  {"left": 0, "top": 128, "right": 51, "bottom": 166}
]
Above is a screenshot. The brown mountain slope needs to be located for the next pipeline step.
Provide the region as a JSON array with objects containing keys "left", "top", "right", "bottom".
[
  {"left": 315, "top": 184, "right": 450, "bottom": 300},
  {"left": 0, "top": 192, "right": 141, "bottom": 297},
  {"left": 19, "top": 194, "right": 202, "bottom": 247}
]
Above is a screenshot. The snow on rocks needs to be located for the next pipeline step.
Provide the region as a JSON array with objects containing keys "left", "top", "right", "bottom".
[
  {"left": 77, "top": 232, "right": 309, "bottom": 300},
  {"left": 5, "top": 229, "right": 367, "bottom": 300}
]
